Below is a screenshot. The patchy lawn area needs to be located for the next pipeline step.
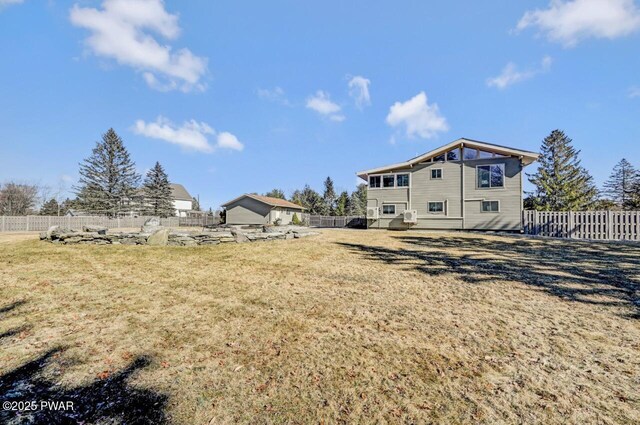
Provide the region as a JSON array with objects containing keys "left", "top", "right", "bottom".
[{"left": 0, "top": 230, "right": 639, "bottom": 424}]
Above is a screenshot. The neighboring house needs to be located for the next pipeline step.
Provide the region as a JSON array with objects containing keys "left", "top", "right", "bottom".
[
  {"left": 170, "top": 183, "right": 194, "bottom": 217},
  {"left": 356, "top": 138, "right": 539, "bottom": 231},
  {"left": 222, "top": 194, "right": 305, "bottom": 225}
]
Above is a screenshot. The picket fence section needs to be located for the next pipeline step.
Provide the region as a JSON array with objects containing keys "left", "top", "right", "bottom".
[
  {"left": 522, "top": 210, "right": 640, "bottom": 241},
  {"left": 308, "top": 215, "right": 366, "bottom": 228},
  {"left": 0, "top": 215, "right": 180, "bottom": 232}
]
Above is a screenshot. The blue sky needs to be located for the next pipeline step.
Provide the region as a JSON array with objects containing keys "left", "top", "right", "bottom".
[{"left": 1, "top": 0, "right": 639, "bottom": 209}]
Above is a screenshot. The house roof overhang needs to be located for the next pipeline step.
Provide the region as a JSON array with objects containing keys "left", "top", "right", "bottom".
[{"left": 356, "top": 138, "right": 539, "bottom": 180}]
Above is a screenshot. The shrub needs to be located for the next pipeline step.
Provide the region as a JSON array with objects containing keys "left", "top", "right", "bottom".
[{"left": 291, "top": 213, "right": 301, "bottom": 225}]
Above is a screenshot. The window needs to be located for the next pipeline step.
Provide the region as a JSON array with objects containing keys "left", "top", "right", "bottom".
[
  {"left": 477, "top": 164, "right": 504, "bottom": 188},
  {"left": 428, "top": 201, "right": 444, "bottom": 213},
  {"left": 431, "top": 168, "right": 443, "bottom": 179},
  {"left": 369, "top": 176, "right": 381, "bottom": 188},
  {"left": 383, "top": 175, "right": 395, "bottom": 188},
  {"left": 446, "top": 148, "right": 461, "bottom": 161},
  {"left": 463, "top": 148, "right": 478, "bottom": 160},
  {"left": 481, "top": 200, "right": 500, "bottom": 212},
  {"left": 396, "top": 174, "right": 409, "bottom": 187},
  {"left": 286, "top": 210, "right": 291, "bottom": 215},
  {"left": 433, "top": 153, "right": 445, "bottom": 162},
  {"left": 478, "top": 150, "right": 493, "bottom": 159},
  {"left": 382, "top": 205, "right": 396, "bottom": 215}
]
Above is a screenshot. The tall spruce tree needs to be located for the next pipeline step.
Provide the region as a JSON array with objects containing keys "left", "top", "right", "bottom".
[
  {"left": 291, "top": 185, "right": 324, "bottom": 215},
  {"left": 349, "top": 183, "right": 367, "bottom": 215},
  {"left": 40, "top": 198, "right": 60, "bottom": 216},
  {"left": 192, "top": 197, "right": 201, "bottom": 211},
  {"left": 264, "top": 188, "right": 286, "bottom": 199},
  {"left": 528, "top": 130, "right": 598, "bottom": 211},
  {"left": 322, "top": 177, "right": 337, "bottom": 215},
  {"left": 602, "top": 158, "right": 638, "bottom": 210},
  {"left": 76, "top": 129, "right": 140, "bottom": 216},
  {"left": 142, "top": 162, "right": 174, "bottom": 217},
  {"left": 335, "top": 191, "right": 349, "bottom": 216}
]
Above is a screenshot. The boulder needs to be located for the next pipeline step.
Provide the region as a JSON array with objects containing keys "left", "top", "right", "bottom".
[
  {"left": 141, "top": 217, "right": 162, "bottom": 233},
  {"left": 230, "top": 228, "right": 249, "bottom": 243},
  {"left": 83, "top": 225, "right": 108, "bottom": 235},
  {"left": 146, "top": 228, "right": 170, "bottom": 246}
]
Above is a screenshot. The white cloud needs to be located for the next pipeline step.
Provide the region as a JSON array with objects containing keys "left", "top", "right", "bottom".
[
  {"left": 348, "top": 75, "right": 371, "bottom": 108},
  {"left": 487, "top": 56, "right": 553, "bottom": 89},
  {"left": 629, "top": 86, "right": 640, "bottom": 98},
  {"left": 386, "top": 92, "right": 449, "bottom": 139},
  {"left": 517, "top": 0, "right": 640, "bottom": 46},
  {"left": 133, "top": 116, "right": 244, "bottom": 153},
  {"left": 306, "top": 90, "right": 344, "bottom": 121},
  {"left": 257, "top": 86, "right": 291, "bottom": 105},
  {"left": 70, "top": 0, "right": 208, "bottom": 92},
  {"left": 216, "top": 132, "right": 244, "bottom": 151}
]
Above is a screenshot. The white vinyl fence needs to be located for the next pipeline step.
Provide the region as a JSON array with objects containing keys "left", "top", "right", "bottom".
[
  {"left": 522, "top": 210, "right": 640, "bottom": 241},
  {"left": 0, "top": 215, "right": 180, "bottom": 232},
  {"left": 308, "top": 215, "right": 366, "bottom": 228}
]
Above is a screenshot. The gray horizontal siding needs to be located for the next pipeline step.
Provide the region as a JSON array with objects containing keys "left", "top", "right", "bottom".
[{"left": 226, "top": 197, "right": 271, "bottom": 225}]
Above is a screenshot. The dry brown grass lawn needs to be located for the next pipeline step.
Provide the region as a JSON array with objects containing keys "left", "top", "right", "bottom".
[{"left": 0, "top": 229, "right": 639, "bottom": 424}]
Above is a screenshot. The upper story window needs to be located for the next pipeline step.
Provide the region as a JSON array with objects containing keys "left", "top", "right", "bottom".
[
  {"left": 463, "top": 148, "right": 478, "bottom": 160},
  {"left": 433, "top": 153, "right": 446, "bottom": 162},
  {"left": 369, "top": 172, "right": 411, "bottom": 189},
  {"left": 431, "top": 168, "right": 443, "bottom": 179},
  {"left": 396, "top": 174, "right": 409, "bottom": 187},
  {"left": 446, "top": 148, "right": 461, "bottom": 161},
  {"left": 477, "top": 164, "right": 505, "bottom": 188}
]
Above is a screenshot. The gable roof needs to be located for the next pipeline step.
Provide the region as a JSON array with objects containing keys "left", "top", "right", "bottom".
[
  {"left": 356, "top": 138, "right": 539, "bottom": 179},
  {"left": 170, "top": 183, "right": 192, "bottom": 201},
  {"left": 221, "top": 194, "right": 306, "bottom": 210}
]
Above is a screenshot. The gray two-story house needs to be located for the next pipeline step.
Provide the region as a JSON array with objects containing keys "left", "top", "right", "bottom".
[{"left": 357, "top": 138, "right": 539, "bottom": 231}]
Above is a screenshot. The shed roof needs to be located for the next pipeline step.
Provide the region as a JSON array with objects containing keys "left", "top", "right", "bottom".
[
  {"left": 221, "top": 194, "right": 306, "bottom": 210},
  {"left": 170, "top": 183, "right": 193, "bottom": 201},
  {"left": 356, "top": 138, "right": 539, "bottom": 179}
]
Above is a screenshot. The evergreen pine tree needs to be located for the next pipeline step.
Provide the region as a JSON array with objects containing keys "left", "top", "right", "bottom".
[
  {"left": 322, "top": 177, "right": 336, "bottom": 215},
  {"left": 264, "top": 188, "right": 286, "bottom": 199},
  {"left": 348, "top": 184, "right": 368, "bottom": 215},
  {"left": 39, "top": 198, "right": 60, "bottom": 215},
  {"left": 142, "top": 162, "right": 174, "bottom": 218},
  {"left": 192, "top": 197, "right": 201, "bottom": 211},
  {"left": 602, "top": 158, "right": 638, "bottom": 210},
  {"left": 291, "top": 185, "right": 324, "bottom": 215},
  {"left": 75, "top": 128, "right": 140, "bottom": 216},
  {"left": 528, "top": 130, "right": 598, "bottom": 211},
  {"left": 335, "top": 191, "right": 349, "bottom": 216}
]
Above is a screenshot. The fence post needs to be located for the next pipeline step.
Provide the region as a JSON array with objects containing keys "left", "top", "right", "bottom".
[
  {"left": 1, "top": 216, "right": 4, "bottom": 232},
  {"left": 568, "top": 211, "right": 574, "bottom": 239},
  {"left": 607, "top": 210, "right": 613, "bottom": 240},
  {"left": 26, "top": 215, "right": 30, "bottom": 232}
]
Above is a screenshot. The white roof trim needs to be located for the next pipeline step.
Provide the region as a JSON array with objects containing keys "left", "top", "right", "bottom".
[{"left": 356, "top": 138, "right": 539, "bottom": 179}]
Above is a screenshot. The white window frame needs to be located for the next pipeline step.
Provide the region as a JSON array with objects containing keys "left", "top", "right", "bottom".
[
  {"left": 367, "top": 172, "right": 411, "bottom": 190},
  {"left": 427, "top": 201, "right": 445, "bottom": 214},
  {"left": 430, "top": 168, "right": 443, "bottom": 180},
  {"left": 476, "top": 163, "right": 505, "bottom": 189},
  {"left": 382, "top": 204, "right": 396, "bottom": 215},
  {"left": 481, "top": 200, "right": 500, "bottom": 213},
  {"left": 396, "top": 173, "right": 410, "bottom": 187}
]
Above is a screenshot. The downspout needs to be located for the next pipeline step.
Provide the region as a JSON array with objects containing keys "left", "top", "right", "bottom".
[{"left": 461, "top": 144, "right": 465, "bottom": 230}]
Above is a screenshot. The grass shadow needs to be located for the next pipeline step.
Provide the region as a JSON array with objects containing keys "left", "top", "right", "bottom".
[
  {"left": 0, "top": 300, "right": 169, "bottom": 424},
  {"left": 338, "top": 234, "right": 640, "bottom": 319}
]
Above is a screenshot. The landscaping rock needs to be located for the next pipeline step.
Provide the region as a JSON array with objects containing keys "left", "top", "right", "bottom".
[
  {"left": 40, "top": 223, "right": 319, "bottom": 246},
  {"left": 141, "top": 217, "right": 162, "bottom": 233},
  {"left": 147, "top": 228, "right": 170, "bottom": 246},
  {"left": 82, "top": 225, "right": 108, "bottom": 235}
]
